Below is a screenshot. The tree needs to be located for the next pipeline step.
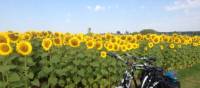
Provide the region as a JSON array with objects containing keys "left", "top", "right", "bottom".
[
  {"left": 140, "top": 29, "right": 157, "bottom": 34},
  {"left": 87, "top": 27, "right": 92, "bottom": 34},
  {"left": 116, "top": 30, "right": 121, "bottom": 34}
]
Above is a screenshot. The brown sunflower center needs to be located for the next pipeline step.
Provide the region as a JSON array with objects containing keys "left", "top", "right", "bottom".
[
  {"left": 20, "top": 44, "right": 28, "bottom": 52},
  {"left": 54, "top": 38, "right": 61, "bottom": 44},
  {"left": 44, "top": 40, "right": 51, "bottom": 47},
  {"left": 1, "top": 44, "right": 9, "bottom": 52},
  {"left": 87, "top": 42, "right": 93, "bottom": 46},
  {"left": 71, "top": 39, "right": 78, "bottom": 46},
  {"left": 9, "top": 33, "right": 18, "bottom": 41},
  {"left": 0, "top": 36, "right": 7, "bottom": 43},
  {"left": 95, "top": 43, "right": 101, "bottom": 48}
]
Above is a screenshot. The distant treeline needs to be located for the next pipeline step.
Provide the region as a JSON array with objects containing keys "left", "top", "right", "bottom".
[
  {"left": 158, "top": 31, "right": 200, "bottom": 35},
  {"left": 137, "top": 29, "right": 200, "bottom": 36}
]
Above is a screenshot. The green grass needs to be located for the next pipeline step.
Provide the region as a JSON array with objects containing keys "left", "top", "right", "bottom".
[{"left": 177, "top": 63, "right": 200, "bottom": 88}]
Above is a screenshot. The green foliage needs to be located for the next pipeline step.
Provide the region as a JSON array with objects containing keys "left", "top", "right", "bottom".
[
  {"left": 0, "top": 39, "right": 125, "bottom": 88},
  {"left": 0, "top": 38, "right": 200, "bottom": 87},
  {"left": 140, "top": 29, "right": 157, "bottom": 34}
]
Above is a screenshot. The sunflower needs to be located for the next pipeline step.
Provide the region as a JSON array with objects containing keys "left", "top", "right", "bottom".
[
  {"left": 100, "top": 51, "right": 107, "bottom": 58},
  {"left": 53, "top": 37, "right": 63, "bottom": 47},
  {"left": 0, "top": 43, "right": 13, "bottom": 56},
  {"left": 132, "top": 43, "right": 139, "bottom": 49},
  {"left": 86, "top": 40, "right": 95, "bottom": 49},
  {"left": 126, "top": 35, "right": 133, "bottom": 41},
  {"left": 95, "top": 41, "right": 103, "bottom": 50},
  {"left": 126, "top": 43, "right": 132, "bottom": 50},
  {"left": 106, "top": 42, "right": 114, "bottom": 51},
  {"left": 174, "top": 38, "right": 181, "bottom": 44},
  {"left": 63, "top": 35, "right": 72, "bottom": 45},
  {"left": 105, "top": 33, "right": 112, "bottom": 40},
  {"left": 148, "top": 42, "right": 154, "bottom": 48},
  {"left": 42, "top": 38, "right": 52, "bottom": 51},
  {"left": 16, "top": 41, "right": 32, "bottom": 56},
  {"left": 8, "top": 32, "right": 19, "bottom": 43},
  {"left": 120, "top": 35, "right": 127, "bottom": 40},
  {"left": 110, "top": 37, "right": 118, "bottom": 43},
  {"left": 0, "top": 33, "right": 10, "bottom": 43},
  {"left": 69, "top": 37, "right": 80, "bottom": 47},
  {"left": 120, "top": 45, "right": 127, "bottom": 52},
  {"left": 113, "top": 43, "right": 119, "bottom": 51},
  {"left": 21, "top": 33, "right": 32, "bottom": 41},
  {"left": 152, "top": 36, "right": 160, "bottom": 44},
  {"left": 193, "top": 43, "right": 198, "bottom": 47},
  {"left": 54, "top": 32, "right": 63, "bottom": 37},
  {"left": 169, "top": 44, "right": 175, "bottom": 49}
]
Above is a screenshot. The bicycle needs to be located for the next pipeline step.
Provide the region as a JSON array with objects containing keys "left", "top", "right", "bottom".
[{"left": 107, "top": 52, "right": 180, "bottom": 88}]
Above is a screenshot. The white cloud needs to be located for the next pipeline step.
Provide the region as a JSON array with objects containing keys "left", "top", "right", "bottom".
[
  {"left": 87, "top": 4, "right": 120, "bottom": 12},
  {"left": 94, "top": 5, "right": 105, "bottom": 12},
  {"left": 87, "top": 6, "right": 92, "bottom": 10},
  {"left": 165, "top": 0, "right": 200, "bottom": 11},
  {"left": 87, "top": 5, "right": 113, "bottom": 12}
]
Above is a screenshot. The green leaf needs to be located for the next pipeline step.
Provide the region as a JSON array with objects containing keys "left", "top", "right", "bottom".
[
  {"left": 55, "top": 69, "right": 65, "bottom": 76},
  {"left": 58, "top": 79, "right": 65, "bottom": 87},
  {"left": 73, "top": 76, "right": 81, "bottom": 84},
  {"left": 38, "top": 71, "right": 47, "bottom": 78},
  {"left": 77, "top": 69, "right": 85, "bottom": 77},
  {"left": 43, "top": 66, "right": 52, "bottom": 74},
  {"left": 0, "top": 65, "right": 10, "bottom": 73},
  {"left": 50, "top": 55, "right": 60, "bottom": 64},
  {"left": 27, "top": 57, "right": 35, "bottom": 66},
  {"left": 48, "top": 74, "right": 57, "bottom": 86},
  {"left": 28, "top": 72, "right": 34, "bottom": 79},
  {"left": 0, "top": 81, "right": 6, "bottom": 88},
  {"left": 8, "top": 72, "right": 20, "bottom": 82},
  {"left": 31, "top": 79, "right": 40, "bottom": 87}
]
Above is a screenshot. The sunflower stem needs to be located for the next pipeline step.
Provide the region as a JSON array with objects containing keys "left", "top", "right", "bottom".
[
  {"left": 4, "top": 56, "right": 8, "bottom": 88},
  {"left": 24, "top": 56, "right": 28, "bottom": 88},
  {"left": 5, "top": 60, "right": 9, "bottom": 88}
]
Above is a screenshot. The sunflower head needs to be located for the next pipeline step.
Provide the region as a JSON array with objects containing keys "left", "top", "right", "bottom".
[
  {"left": 0, "top": 33, "right": 10, "bottom": 44},
  {"left": 63, "top": 35, "right": 72, "bottom": 45},
  {"left": 0, "top": 43, "right": 12, "bottom": 56},
  {"left": 152, "top": 36, "right": 160, "bottom": 44},
  {"left": 113, "top": 43, "right": 119, "bottom": 51},
  {"left": 21, "top": 33, "right": 32, "bottom": 41},
  {"left": 16, "top": 41, "right": 32, "bottom": 56},
  {"left": 86, "top": 40, "right": 95, "bottom": 49},
  {"left": 95, "top": 41, "right": 103, "bottom": 50},
  {"left": 53, "top": 37, "right": 63, "bottom": 47},
  {"left": 148, "top": 42, "right": 154, "bottom": 48},
  {"left": 8, "top": 32, "right": 19, "bottom": 43},
  {"left": 126, "top": 43, "right": 132, "bottom": 50},
  {"left": 120, "top": 45, "right": 127, "bottom": 52},
  {"left": 69, "top": 37, "right": 80, "bottom": 47},
  {"left": 42, "top": 38, "right": 52, "bottom": 51},
  {"left": 132, "top": 43, "right": 139, "bottom": 49},
  {"left": 169, "top": 44, "right": 175, "bottom": 49},
  {"left": 106, "top": 42, "right": 114, "bottom": 51},
  {"left": 100, "top": 51, "right": 107, "bottom": 58}
]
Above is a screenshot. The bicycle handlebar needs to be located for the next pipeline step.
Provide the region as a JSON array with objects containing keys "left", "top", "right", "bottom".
[
  {"left": 124, "top": 53, "right": 156, "bottom": 62},
  {"left": 107, "top": 52, "right": 125, "bottom": 62},
  {"left": 107, "top": 52, "right": 154, "bottom": 69}
]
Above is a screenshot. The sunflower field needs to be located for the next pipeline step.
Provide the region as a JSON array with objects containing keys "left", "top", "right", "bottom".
[{"left": 0, "top": 31, "right": 200, "bottom": 88}]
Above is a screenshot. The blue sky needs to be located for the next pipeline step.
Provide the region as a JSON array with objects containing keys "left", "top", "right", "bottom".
[{"left": 0, "top": 0, "right": 200, "bottom": 33}]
